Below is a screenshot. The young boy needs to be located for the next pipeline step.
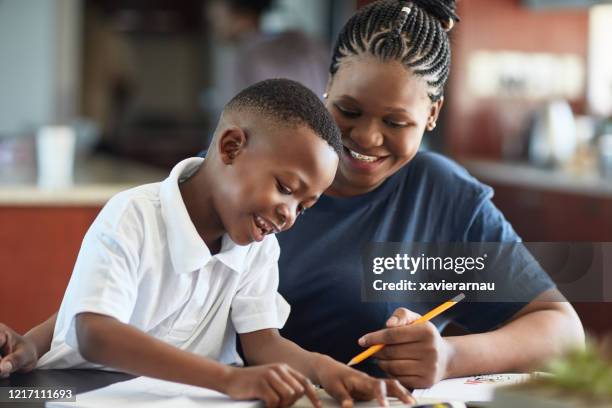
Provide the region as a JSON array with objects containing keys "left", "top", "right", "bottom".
[{"left": 0, "top": 79, "right": 413, "bottom": 407}]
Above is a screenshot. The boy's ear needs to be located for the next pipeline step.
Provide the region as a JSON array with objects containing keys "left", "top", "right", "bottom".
[{"left": 218, "top": 126, "right": 247, "bottom": 164}]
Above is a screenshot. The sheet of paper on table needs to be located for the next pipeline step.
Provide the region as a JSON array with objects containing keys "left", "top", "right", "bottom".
[
  {"left": 46, "top": 377, "right": 259, "bottom": 408},
  {"left": 48, "top": 375, "right": 511, "bottom": 407},
  {"left": 412, "top": 373, "right": 531, "bottom": 403}
]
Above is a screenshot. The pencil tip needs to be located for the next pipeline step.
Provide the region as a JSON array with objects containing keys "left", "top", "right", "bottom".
[
  {"left": 453, "top": 293, "right": 466, "bottom": 302},
  {"left": 347, "top": 360, "right": 356, "bottom": 366}
]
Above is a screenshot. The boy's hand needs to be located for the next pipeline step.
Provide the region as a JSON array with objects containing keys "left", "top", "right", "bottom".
[
  {"left": 224, "top": 363, "right": 321, "bottom": 408},
  {"left": 0, "top": 323, "right": 38, "bottom": 378},
  {"left": 358, "top": 308, "right": 454, "bottom": 389},
  {"left": 315, "top": 356, "right": 415, "bottom": 408}
]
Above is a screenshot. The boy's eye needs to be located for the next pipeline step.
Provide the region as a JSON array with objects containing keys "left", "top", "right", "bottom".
[
  {"left": 335, "top": 104, "right": 360, "bottom": 118},
  {"left": 276, "top": 180, "right": 292, "bottom": 195}
]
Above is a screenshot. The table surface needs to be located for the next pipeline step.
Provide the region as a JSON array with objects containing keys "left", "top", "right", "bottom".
[{"left": 0, "top": 369, "right": 134, "bottom": 408}]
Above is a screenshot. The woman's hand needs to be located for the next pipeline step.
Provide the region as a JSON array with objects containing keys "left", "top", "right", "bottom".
[
  {"left": 357, "top": 308, "right": 455, "bottom": 389},
  {"left": 0, "top": 323, "right": 39, "bottom": 378},
  {"left": 224, "top": 364, "right": 320, "bottom": 408},
  {"left": 315, "top": 355, "right": 414, "bottom": 408}
]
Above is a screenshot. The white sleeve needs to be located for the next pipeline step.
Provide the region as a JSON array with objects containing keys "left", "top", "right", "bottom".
[
  {"left": 230, "top": 236, "right": 290, "bottom": 333},
  {"left": 57, "top": 196, "right": 143, "bottom": 350}
]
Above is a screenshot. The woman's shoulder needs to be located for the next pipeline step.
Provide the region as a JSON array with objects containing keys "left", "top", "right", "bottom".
[{"left": 400, "top": 151, "right": 493, "bottom": 201}]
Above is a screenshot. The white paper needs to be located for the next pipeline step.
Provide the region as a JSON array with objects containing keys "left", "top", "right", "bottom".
[
  {"left": 412, "top": 373, "right": 531, "bottom": 402},
  {"left": 46, "top": 376, "right": 468, "bottom": 408},
  {"left": 46, "top": 376, "right": 262, "bottom": 408}
]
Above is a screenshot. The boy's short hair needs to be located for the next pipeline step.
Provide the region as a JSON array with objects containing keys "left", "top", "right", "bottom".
[{"left": 224, "top": 78, "right": 343, "bottom": 156}]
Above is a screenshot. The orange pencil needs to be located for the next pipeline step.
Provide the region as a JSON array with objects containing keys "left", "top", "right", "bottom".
[{"left": 347, "top": 293, "right": 466, "bottom": 366}]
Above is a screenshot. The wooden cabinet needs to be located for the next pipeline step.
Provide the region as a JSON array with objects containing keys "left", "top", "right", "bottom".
[
  {"left": 0, "top": 207, "right": 101, "bottom": 334},
  {"left": 491, "top": 184, "right": 612, "bottom": 242},
  {"left": 488, "top": 182, "right": 612, "bottom": 336}
]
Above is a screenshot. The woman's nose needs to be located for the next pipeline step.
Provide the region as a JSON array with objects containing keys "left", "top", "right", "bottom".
[{"left": 349, "top": 118, "right": 383, "bottom": 149}]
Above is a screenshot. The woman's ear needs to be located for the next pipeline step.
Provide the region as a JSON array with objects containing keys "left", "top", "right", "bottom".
[
  {"left": 323, "top": 76, "right": 332, "bottom": 100},
  {"left": 218, "top": 127, "right": 247, "bottom": 164},
  {"left": 427, "top": 96, "right": 444, "bottom": 131}
]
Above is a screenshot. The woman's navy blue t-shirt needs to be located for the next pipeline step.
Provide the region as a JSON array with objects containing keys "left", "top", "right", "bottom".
[{"left": 276, "top": 152, "right": 553, "bottom": 373}]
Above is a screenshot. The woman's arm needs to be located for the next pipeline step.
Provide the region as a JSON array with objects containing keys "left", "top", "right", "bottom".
[
  {"left": 444, "top": 289, "right": 584, "bottom": 377},
  {"left": 359, "top": 288, "right": 585, "bottom": 388}
]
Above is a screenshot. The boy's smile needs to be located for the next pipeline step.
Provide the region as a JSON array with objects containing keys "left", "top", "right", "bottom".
[{"left": 251, "top": 214, "right": 280, "bottom": 242}]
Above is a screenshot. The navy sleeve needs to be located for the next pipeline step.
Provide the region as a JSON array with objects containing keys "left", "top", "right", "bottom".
[{"left": 449, "top": 197, "right": 556, "bottom": 333}]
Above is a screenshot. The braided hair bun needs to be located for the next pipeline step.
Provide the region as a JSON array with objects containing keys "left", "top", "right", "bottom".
[{"left": 330, "top": 0, "right": 461, "bottom": 101}]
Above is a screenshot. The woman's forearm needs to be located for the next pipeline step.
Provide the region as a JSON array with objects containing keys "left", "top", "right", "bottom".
[
  {"left": 445, "top": 302, "right": 584, "bottom": 378},
  {"left": 24, "top": 312, "right": 57, "bottom": 359},
  {"left": 75, "top": 313, "right": 232, "bottom": 393}
]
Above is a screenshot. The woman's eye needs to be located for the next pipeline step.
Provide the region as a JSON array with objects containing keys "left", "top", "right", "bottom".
[
  {"left": 276, "top": 180, "right": 292, "bottom": 195},
  {"left": 335, "top": 104, "right": 360, "bottom": 118},
  {"left": 384, "top": 119, "right": 408, "bottom": 128}
]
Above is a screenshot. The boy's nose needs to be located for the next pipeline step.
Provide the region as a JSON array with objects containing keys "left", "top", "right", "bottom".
[{"left": 275, "top": 204, "right": 295, "bottom": 231}]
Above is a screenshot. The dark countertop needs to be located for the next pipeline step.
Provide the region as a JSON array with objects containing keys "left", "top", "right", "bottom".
[{"left": 0, "top": 370, "right": 134, "bottom": 408}]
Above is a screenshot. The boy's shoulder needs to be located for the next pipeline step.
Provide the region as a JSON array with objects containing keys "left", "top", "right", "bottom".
[
  {"left": 239, "top": 234, "right": 281, "bottom": 268},
  {"left": 95, "top": 182, "right": 162, "bottom": 232}
]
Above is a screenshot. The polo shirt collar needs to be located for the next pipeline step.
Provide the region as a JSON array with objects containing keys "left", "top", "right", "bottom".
[{"left": 160, "top": 158, "right": 249, "bottom": 275}]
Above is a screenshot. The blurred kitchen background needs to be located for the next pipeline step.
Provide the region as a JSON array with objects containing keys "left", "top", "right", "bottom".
[{"left": 1, "top": 0, "right": 612, "bottom": 337}]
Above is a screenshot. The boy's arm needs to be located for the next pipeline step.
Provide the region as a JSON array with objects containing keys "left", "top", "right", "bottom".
[
  {"left": 75, "top": 312, "right": 231, "bottom": 391},
  {"left": 239, "top": 329, "right": 414, "bottom": 406},
  {"left": 76, "top": 312, "right": 321, "bottom": 407},
  {"left": 239, "top": 328, "right": 325, "bottom": 382}
]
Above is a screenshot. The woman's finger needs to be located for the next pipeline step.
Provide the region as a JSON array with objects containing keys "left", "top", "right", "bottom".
[
  {"left": 377, "top": 358, "right": 423, "bottom": 377},
  {"left": 386, "top": 308, "right": 422, "bottom": 327}
]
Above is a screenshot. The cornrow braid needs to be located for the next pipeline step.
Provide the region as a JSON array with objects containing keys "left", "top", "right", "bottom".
[{"left": 330, "top": 0, "right": 460, "bottom": 102}]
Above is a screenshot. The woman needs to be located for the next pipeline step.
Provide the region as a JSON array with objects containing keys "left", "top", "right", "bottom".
[{"left": 1, "top": 0, "right": 583, "bottom": 389}]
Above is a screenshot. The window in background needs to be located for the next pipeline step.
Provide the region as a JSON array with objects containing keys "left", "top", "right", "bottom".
[{"left": 588, "top": 4, "right": 612, "bottom": 116}]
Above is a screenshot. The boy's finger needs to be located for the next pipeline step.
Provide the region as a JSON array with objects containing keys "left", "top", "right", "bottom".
[
  {"left": 267, "top": 371, "right": 297, "bottom": 407},
  {"left": 261, "top": 382, "right": 281, "bottom": 408},
  {"left": 277, "top": 368, "right": 304, "bottom": 393},
  {"left": 293, "top": 375, "right": 321, "bottom": 408},
  {"left": 385, "top": 379, "right": 415, "bottom": 404},
  {"left": 373, "top": 380, "right": 389, "bottom": 407},
  {"left": 386, "top": 308, "right": 421, "bottom": 327},
  {"left": 275, "top": 370, "right": 306, "bottom": 407},
  {"left": 327, "top": 382, "right": 353, "bottom": 408}
]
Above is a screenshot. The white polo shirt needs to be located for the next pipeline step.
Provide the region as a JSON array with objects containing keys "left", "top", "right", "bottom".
[{"left": 37, "top": 158, "right": 290, "bottom": 370}]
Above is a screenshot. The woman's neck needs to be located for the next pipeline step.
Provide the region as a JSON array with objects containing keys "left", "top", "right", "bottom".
[{"left": 324, "top": 174, "right": 384, "bottom": 198}]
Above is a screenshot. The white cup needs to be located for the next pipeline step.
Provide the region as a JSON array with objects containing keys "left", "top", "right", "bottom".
[{"left": 36, "top": 126, "right": 76, "bottom": 189}]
